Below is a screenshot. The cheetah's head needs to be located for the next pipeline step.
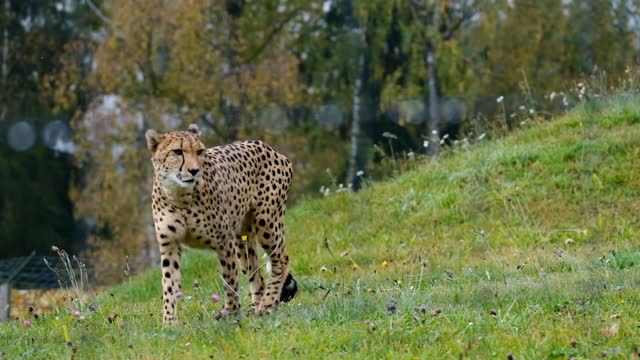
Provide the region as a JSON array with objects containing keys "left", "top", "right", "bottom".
[{"left": 145, "top": 124, "right": 206, "bottom": 191}]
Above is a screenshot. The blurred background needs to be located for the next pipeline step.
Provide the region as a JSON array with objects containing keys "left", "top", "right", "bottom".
[{"left": 0, "top": 0, "right": 639, "bottom": 284}]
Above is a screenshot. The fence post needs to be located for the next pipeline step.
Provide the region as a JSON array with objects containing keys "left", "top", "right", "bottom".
[
  {"left": 0, "top": 252, "right": 35, "bottom": 322},
  {"left": 0, "top": 282, "right": 9, "bottom": 322}
]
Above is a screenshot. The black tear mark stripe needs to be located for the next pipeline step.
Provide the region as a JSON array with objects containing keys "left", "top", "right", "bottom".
[{"left": 178, "top": 139, "right": 185, "bottom": 172}]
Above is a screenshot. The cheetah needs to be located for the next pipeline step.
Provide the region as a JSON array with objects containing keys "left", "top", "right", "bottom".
[{"left": 145, "top": 124, "right": 297, "bottom": 324}]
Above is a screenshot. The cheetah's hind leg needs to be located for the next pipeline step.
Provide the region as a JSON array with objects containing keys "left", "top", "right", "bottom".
[{"left": 237, "top": 212, "right": 265, "bottom": 312}]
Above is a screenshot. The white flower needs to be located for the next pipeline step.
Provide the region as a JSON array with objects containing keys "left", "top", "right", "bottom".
[
  {"left": 478, "top": 133, "right": 486, "bottom": 140},
  {"left": 496, "top": 96, "right": 504, "bottom": 104},
  {"left": 423, "top": 140, "right": 430, "bottom": 148},
  {"left": 356, "top": 170, "right": 364, "bottom": 177},
  {"left": 529, "top": 109, "right": 535, "bottom": 114},
  {"left": 519, "top": 105, "right": 526, "bottom": 110}
]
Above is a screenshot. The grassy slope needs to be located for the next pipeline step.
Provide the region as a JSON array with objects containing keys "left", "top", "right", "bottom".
[{"left": 2, "top": 96, "right": 640, "bottom": 359}]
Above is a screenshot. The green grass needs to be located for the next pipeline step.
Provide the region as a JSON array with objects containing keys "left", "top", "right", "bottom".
[{"left": 3, "top": 95, "right": 640, "bottom": 359}]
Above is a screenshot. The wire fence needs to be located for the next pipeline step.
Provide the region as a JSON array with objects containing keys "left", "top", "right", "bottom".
[{"left": 0, "top": 255, "right": 71, "bottom": 290}]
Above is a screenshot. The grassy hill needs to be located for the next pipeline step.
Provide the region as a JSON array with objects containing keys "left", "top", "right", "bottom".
[{"left": 2, "top": 96, "right": 640, "bottom": 359}]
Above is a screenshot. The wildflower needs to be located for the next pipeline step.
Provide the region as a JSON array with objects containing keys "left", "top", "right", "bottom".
[
  {"left": 468, "top": 322, "right": 474, "bottom": 326},
  {"left": 219, "top": 308, "right": 229, "bottom": 317},
  {"left": 381, "top": 260, "right": 388, "bottom": 267},
  {"left": 211, "top": 294, "right": 220, "bottom": 302},
  {"left": 70, "top": 310, "right": 79, "bottom": 318},
  {"left": 395, "top": 279, "right": 402, "bottom": 285},
  {"left": 23, "top": 320, "right": 32, "bottom": 327},
  {"left": 519, "top": 105, "right": 526, "bottom": 110},
  {"left": 478, "top": 133, "right": 486, "bottom": 140},
  {"left": 582, "top": 229, "right": 589, "bottom": 236},
  {"left": 356, "top": 170, "right": 364, "bottom": 177},
  {"left": 175, "top": 291, "right": 183, "bottom": 298},
  {"left": 549, "top": 91, "right": 557, "bottom": 101},
  {"left": 423, "top": 140, "right": 429, "bottom": 148},
  {"left": 241, "top": 235, "right": 248, "bottom": 241},
  {"left": 350, "top": 262, "right": 359, "bottom": 269},
  {"left": 529, "top": 108, "right": 535, "bottom": 114},
  {"left": 496, "top": 96, "right": 504, "bottom": 104}
]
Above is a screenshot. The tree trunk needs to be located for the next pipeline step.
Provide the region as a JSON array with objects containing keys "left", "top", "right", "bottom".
[
  {"left": 426, "top": 50, "right": 440, "bottom": 156},
  {"left": 426, "top": 0, "right": 441, "bottom": 156},
  {"left": 347, "top": 52, "right": 365, "bottom": 190},
  {"left": 1, "top": 0, "right": 9, "bottom": 121},
  {"left": 1, "top": 0, "right": 7, "bottom": 85}
]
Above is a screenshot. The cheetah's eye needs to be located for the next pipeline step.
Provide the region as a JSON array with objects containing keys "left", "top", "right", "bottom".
[
  {"left": 197, "top": 149, "right": 204, "bottom": 156},
  {"left": 172, "top": 149, "right": 183, "bottom": 156}
]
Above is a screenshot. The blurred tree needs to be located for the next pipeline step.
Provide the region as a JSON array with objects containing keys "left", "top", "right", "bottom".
[{"left": 0, "top": 1, "right": 101, "bottom": 259}]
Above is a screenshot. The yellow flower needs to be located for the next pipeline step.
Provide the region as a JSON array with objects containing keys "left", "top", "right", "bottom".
[
  {"left": 241, "top": 235, "right": 248, "bottom": 241},
  {"left": 382, "top": 260, "right": 388, "bottom": 267},
  {"left": 582, "top": 229, "right": 589, "bottom": 236},
  {"left": 351, "top": 263, "right": 359, "bottom": 269},
  {"left": 620, "top": 299, "right": 625, "bottom": 304},
  {"left": 396, "top": 279, "right": 402, "bottom": 285}
]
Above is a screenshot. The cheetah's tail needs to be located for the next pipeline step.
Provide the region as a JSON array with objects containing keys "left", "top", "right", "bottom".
[{"left": 280, "top": 273, "right": 298, "bottom": 303}]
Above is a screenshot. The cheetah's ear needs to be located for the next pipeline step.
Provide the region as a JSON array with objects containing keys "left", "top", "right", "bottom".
[
  {"left": 145, "top": 129, "right": 163, "bottom": 153},
  {"left": 187, "top": 124, "right": 201, "bottom": 137}
]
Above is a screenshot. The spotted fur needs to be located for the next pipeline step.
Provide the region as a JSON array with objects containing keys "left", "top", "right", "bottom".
[{"left": 146, "top": 124, "right": 297, "bottom": 324}]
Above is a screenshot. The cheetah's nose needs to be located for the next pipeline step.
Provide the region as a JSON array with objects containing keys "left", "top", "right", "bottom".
[{"left": 188, "top": 168, "right": 200, "bottom": 176}]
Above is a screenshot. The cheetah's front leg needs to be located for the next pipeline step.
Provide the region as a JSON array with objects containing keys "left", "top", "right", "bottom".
[{"left": 158, "top": 239, "right": 182, "bottom": 325}]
